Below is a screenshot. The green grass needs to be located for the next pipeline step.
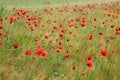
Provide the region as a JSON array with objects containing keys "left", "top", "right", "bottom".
[
  {"left": 0, "top": 0, "right": 120, "bottom": 80},
  {"left": 0, "top": 0, "right": 115, "bottom": 9}
]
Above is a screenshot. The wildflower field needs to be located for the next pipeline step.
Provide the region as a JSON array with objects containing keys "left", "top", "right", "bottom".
[{"left": 0, "top": 0, "right": 120, "bottom": 80}]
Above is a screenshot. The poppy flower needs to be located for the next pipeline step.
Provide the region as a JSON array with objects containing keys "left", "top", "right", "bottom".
[
  {"left": 81, "top": 72, "right": 85, "bottom": 76},
  {"left": 56, "top": 49, "right": 62, "bottom": 53},
  {"left": 110, "top": 24, "right": 115, "bottom": 28},
  {"left": 0, "top": 18, "right": 3, "bottom": 22},
  {"left": 32, "top": 56, "right": 36, "bottom": 60},
  {"left": 110, "top": 36, "right": 114, "bottom": 40},
  {"left": 0, "top": 25, "right": 4, "bottom": 29},
  {"left": 94, "top": 18, "right": 97, "bottom": 21},
  {"left": 44, "top": 35, "right": 49, "bottom": 39},
  {"left": 35, "top": 38, "right": 39, "bottom": 42},
  {"left": 59, "top": 24, "right": 63, "bottom": 28},
  {"left": 86, "top": 56, "right": 92, "bottom": 61},
  {"left": 0, "top": 41, "right": 2, "bottom": 46},
  {"left": 81, "top": 18, "right": 86, "bottom": 23},
  {"left": 10, "top": 16, "right": 16, "bottom": 23},
  {"left": 46, "top": 49, "right": 51, "bottom": 53},
  {"left": 43, "top": 57, "right": 48, "bottom": 60},
  {"left": 99, "top": 32, "right": 103, "bottom": 35},
  {"left": 13, "top": 44, "right": 19, "bottom": 49},
  {"left": 80, "top": 23, "right": 86, "bottom": 27},
  {"left": 49, "top": 40, "right": 53, "bottom": 43},
  {"left": 100, "top": 50, "right": 108, "bottom": 57},
  {"left": 88, "top": 34, "right": 93, "bottom": 40},
  {"left": 0, "top": 32, "right": 7, "bottom": 37},
  {"left": 36, "top": 48, "right": 42, "bottom": 55},
  {"left": 58, "top": 44, "right": 63, "bottom": 49},
  {"left": 116, "top": 31, "right": 120, "bottom": 35},
  {"left": 51, "top": 30, "right": 55, "bottom": 34},
  {"left": 41, "top": 51, "right": 47, "bottom": 57},
  {"left": 60, "top": 33, "right": 64, "bottom": 39},
  {"left": 25, "top": 50, "right": 31, "bottom": 55},
  {"left": 61, "top": 30, "right": 65, "bottom": 33},
  {"left": 116, "top": 27, "right": 120, "bottom": 31},
  {"left": 30, "top": 26, "right": 34, "bottom": 31},
  {"left": 107, "top": 13, "right": 111, "bottom": 17},
  {"left": 76, "top": 18, "right": 80, "bottom": 21},
  {"left": 72, "top": 65, "right": 76, "bottom": 70},
  {"left": 34, "top": 23, "right": 38, "bottom": 27},
  {"left": 64, "top": 53, "right": 70, "bottom": 58},
  {"left": 53, "top": 25, "right": 57, "bottom": 29},
  {"left": 68, "top": 31, "right": 73, "bottom": 35},
  {"left": 87, "top": 61, "right": 94, "bottom": 68}
]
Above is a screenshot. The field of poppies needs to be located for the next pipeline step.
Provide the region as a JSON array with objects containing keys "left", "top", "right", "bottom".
[{"left": 0, "top": 0, "right": 120, "bottom": 80}]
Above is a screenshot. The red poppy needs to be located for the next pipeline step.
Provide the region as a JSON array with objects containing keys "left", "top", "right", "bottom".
[
  {"left": 99, "top": 32, "right": 103, "bottom": 35},
  {"left": 100, "top": 50, "right": 108, "bottom": 57},
  {"left": 61, "top": 30, "right": 65, "bottom": 33},
  {"left": 44, "top": 35, "right": 49, "bottom": 39},
  {"left": 49, "top": 40, "right": 53, "bottom": 43},
  {"left": 87, "top": 61, "right": 94, "bottom": 68},
  {"left": 110, "top": 24, "right": 115, "bottom": 28},
  {"left": 35, "top": 38, "right": 39, "bottom": 42},
  {"left": 72, "top": 66, "right": 76, "bottom": 70},
  {"left": 53, "top": 25, "right": 57, "bottom": 30},
  {"left": 0, "top": 18, "right": 3, "bottom": 22},
  {"left": 41, "top": 51, "right": 47, "bottom": 57},
  {"left": 13, "top": 44, "right": 19, "bottom": 49},
  {"left": 94, "top": 18, "right": 97, "bottom": 21},
  {"left": 116, "top": 27, "right": 120, "bottom": 31},
  {"left": 34, "top": 23, "right": 38, "bottom": 27},
  {"left": 46, "top": 49, "right": 51, "bottom": 53},
  {"left": 25, "top": 50, "right": 31, "bottom": 55},
  {"left": 0, "top": 25, "right": 4, "bottom": 29},
  {"left": 36, "top": 48, "right": 42, "bottom": 55},
  {"left": 0, "top": 41, "right": 2, "bottom": 46},
  {"left": 10, "top": 16, "right": 16, "bottom": 23},
  {"left": 88, "top": 34, "right": 93, "bottom": 40},
  {"left": 76, "top": 18, "right": 80, "bottom": 21},
  {"left": 81, "top": 72, "right": 85, "bottom": 76},
  {"left": 51, "top": 30, "right": 55, "bottom": 34},
  {"left": 43, "top": 57, "right": 48, "bottom": 60},
  {"left": 60, "top": 33, "right": 64, "bottom": 39},
  {"left": 80, "top": 23, "right": 86, "bottom": 27},
  {"left": 64, "top": 53, "right": 70, "bottom": 58},
  {"left": 110, "top": 36, "right": 114, "bottom": 40},
  {"left": 59, "top": 24, "right": 63, "bottom": 28},
  {"left": 56, "top": 49, "right": 62, "bottom": 53},
  {"left": 87, "top": 56, "right": 92, "bottom": 61},
  {"left": 59, "top": 44, "right": 63, "bottom": 49},
  {"left": 32, "top": 56, "right": 36, "bottom": 60},
  {"left": 107, "top": 13, "right": 111, "bottom": 17}
]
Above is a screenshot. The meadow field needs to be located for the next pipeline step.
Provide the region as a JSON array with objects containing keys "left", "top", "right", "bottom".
[{"left": 0, "top": 0, "right": 120, "bottom": 80}]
